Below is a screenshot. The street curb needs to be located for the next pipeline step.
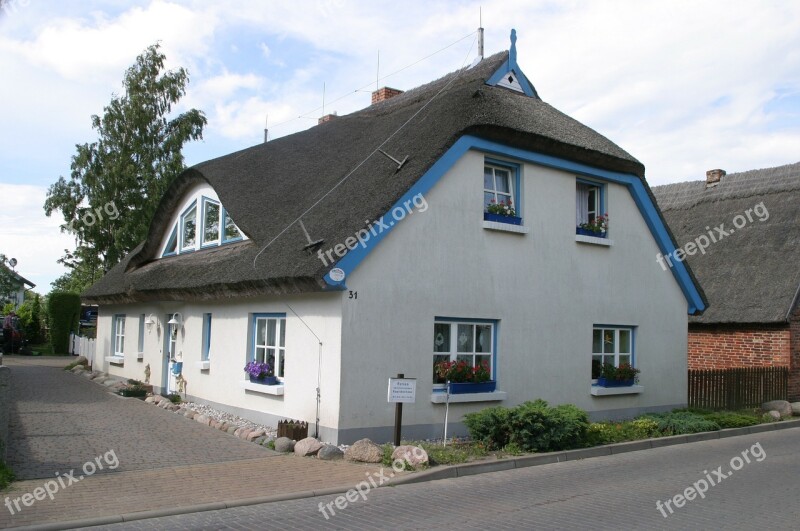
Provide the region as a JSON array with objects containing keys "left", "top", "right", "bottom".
[{"left": 12, "top": 419, "right": 800, "bottom": 529}]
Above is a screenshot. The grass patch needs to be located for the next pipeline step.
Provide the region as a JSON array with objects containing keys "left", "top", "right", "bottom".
[
  {"left": 165, "top": 393, "right": 182, "bottom": 404},
  {"left": 0, "top": 461, "right": 15, "bottom": 490}
]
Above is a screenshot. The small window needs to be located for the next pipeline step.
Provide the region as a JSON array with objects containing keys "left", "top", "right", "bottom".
[
  {"left": 576, "top": 181, "right": 607, "bottom": 236},
  {"left": 202, "top": 199, "right": 221, "bottom": 246},
  {"left": 201, "top": 313, "right": 212, "bottom": 361},
  {"left": 433, "top": 320, "right": 494, "bottom": 383},
  {"left": 223, "top": 208, "right": 243, "bottom": 242},
  {"left": 484, "top": 164, "right": 514, "bottom": 213},
  {"left": 113, "top": 315, "right": 126, "bottom": 356},
  {"left": 137, "top": 314, "right": 145, "bottom": 353},
  {"left": 180, "top": 202, "right": 197, "bottom": 251},
  {"left": 252, "top": 315, "right": 286, "bottom": 378},
  {"left": 591, "top": 327, "right": 634, "bottom": 379},
  {"left": 163, "top": 227, "right": 178, "bottom": 256}
]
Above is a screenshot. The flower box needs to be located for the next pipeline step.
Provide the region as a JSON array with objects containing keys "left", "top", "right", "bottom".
[
  {"left": 448, "top": 380, "right": 497, "bottom": 394},
  {"left": 576, "top": 227, "right": 606, "bottom": 237},
  {"left": 484, "top": 213, "right": 522, "bottom": 225},
  {"left": 249, "top": 375, "right": 278, "bottom": 385},
  {"left": 597, "top": 377, "right": 634, "bottom": 387}
]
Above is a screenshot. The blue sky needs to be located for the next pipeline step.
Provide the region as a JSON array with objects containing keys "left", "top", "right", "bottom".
[{"left": 1, "top": 0, "right": 799, "bottom": 291}]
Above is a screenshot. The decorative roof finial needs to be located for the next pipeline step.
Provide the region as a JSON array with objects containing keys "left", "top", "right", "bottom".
[{"left": 510, "top": 29, "right": 517, "bottom": 65}]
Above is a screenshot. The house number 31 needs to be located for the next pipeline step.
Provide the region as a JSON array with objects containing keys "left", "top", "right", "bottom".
[{"left": 348, "top": 291, "right": 358, "bottom": 299}]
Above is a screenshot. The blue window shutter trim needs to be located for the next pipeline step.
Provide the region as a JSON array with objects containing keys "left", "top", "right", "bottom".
[{"left": 323, "top": 136, "right": 705, "bottom": 315}]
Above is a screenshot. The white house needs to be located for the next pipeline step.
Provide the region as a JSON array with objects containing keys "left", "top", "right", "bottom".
[
  {"left": 83, "top": 31, "right": 706, "bottom": 444},
  {"left": 1, "top": 264, "right": 35, "bottom": 309}
]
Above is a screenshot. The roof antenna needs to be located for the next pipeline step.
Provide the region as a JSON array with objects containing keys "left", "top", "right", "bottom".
[
  {"left": 299, "top": 220, "right": 324, "bottom": 251},
  {"left": 264, "top": 114, "right": 269, "bottom": 143},
  {"left": 478, "top": 7, "right": 484, "bottom": 60},
  {"left": 376, "top": 50, "right": 380, "bottom": 91},
  {"left": 322, "top": 82, "right": 325, "bottom": 117},
  {"left": 378, "top": 149, "right": 409, "bottom": 172}
]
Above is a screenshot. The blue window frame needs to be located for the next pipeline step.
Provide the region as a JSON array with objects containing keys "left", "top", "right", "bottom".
[
  {"left": 162, "top": 197, "right": 244, "bottom": 258},
  {"left": 591, "top": 325, "right": 635, "bottom": 379},
  {"left": 162, "top": 226, "right": 178, "bottom": 257},
  {"left": 201, "top": 313, "right": 212, "bottom": 361},
  {"left": 433, "top": 317, "right": 497, "bottom": 384},
  {"left": 483, "top": 158, "right": 522, "bottom": 224},
  {"left": 251, "top": 313, "right": 286, "bottom": 378}
]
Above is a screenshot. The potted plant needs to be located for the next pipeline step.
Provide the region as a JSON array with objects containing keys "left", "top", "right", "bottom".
[
  {"left": 435, "top": 360, "right": 496, "bottom": 394},
  {"left": 244, "top": 361, "right": 278, "bottom": 385},
  {"left": 597, "top": 362, "right": 639, "bottom": 387},
  {"left": 577, "top": 213, "right": 608, "bottom": 237},
  {"left": 484, "top": 199, "right": 522, "bottom": 225}
]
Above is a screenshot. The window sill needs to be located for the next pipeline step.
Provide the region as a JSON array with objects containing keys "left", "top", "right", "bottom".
[
  {"left": 482, "top": 221, "right": 529, "bottom": 234},
  {"left": 590, "top": 384, "right": 643, "bottom": 396},
  {"left": 575, "top": 234, "right": 613, "bottom": 246},
  {"left": 430, "top": 391, "right": 507, "bottom": 403},
  {"left": 136, "top": 352, "right": 144, "bottom": 360},
  {"left": 196, "top": 360, "right": 211, "bottom": 370},
  {"left": 105, "top": 356, "right": 124, "bottom": 366},
  {"left": 239, "top": 380, "right": 284, "bottom": 395}
]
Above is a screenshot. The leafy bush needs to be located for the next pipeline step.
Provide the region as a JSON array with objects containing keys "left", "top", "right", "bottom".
[
  {"left": 700, "top": 411, "right": 759, "bottom": 429},
  {"left": 166, "top": 393, "right": 182, "bottom": 404},
  {"left": 463, "top": 406, "right": 513, "bottom": 449},
  {"left": 47, "top": 292, "right": 81, "bottom": 355},
  {"left": 118, "top": 386, "right": 147, "bottom": 398},
  {"left": 465, "top": 400, "right": 589, "bottom": 452},
  {"left": 642, "top": 411, "right": 720, "bottom": 435},
  {"left": 0, "top": 461, "right": 14, "bottom": 490}
]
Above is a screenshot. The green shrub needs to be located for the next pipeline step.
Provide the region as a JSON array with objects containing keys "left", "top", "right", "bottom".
[
  {"left": 118, "top": 386, "right": 147, "bottom": 398},
  {"left": 463, "top": 405, "right": 513, "bottom": 449},
  {"left": 700, "top": 411, "right": 759, "bottom": 429},
  {"left": 47, "top": 292, "right": 81, "bottom": 355},
  {"left": 642, "top": 411, "right": 720, "bottom": 435},
  {"left": 166, "top": 393, "right": 182, "bottom": 404},
  {"left": 0, "top": 461, "right": 15, "bottom": 490}
]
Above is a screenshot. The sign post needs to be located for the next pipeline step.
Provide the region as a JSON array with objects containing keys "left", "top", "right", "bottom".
[{"left": 387, "top": 374, "right": 416, "bottom": 446}]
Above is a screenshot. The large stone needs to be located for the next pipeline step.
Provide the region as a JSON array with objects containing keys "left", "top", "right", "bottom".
[
  {"left": 183, "top": 410, "right": 195, "bottom": 419},
  {"left": 294, "top": 437, "right": 323, "bottom": 457},
  {"left": 344, "top": 438, "right": 383, "bottom": 463},
  {"left": 274, "top": 437, "right": 295, "bottom": 453},
  {"left": 767, "top": 410, "right": 782, "bottom": 421},
  {"left": 195, "top": 415, "right": 211, "bottom": 426},
  {"left": 227, "top": 426, "right": 238, "bottom": 435},
  {"left": 70, "top": 365, "right": 85, "bottom": 373},
  {"left": 104, "top": 379, "right": 121, "bottom": 387},
  {"left": 74, "top": 356, "right": 88, "bottom": 365},
  {"left": 392, "top": 445, "right": 429, "bottom": 468},
  {"left": 145, "top": 396, "right": 157, "bottom": 404},
  {"left": 762, "top": 400, "right": 792, "bottom": 417},
  {"left": 317, "top": 444, "right": 344, "bottom": 461},
  {"left": 247, "top": 429, "right": 266, "bottom": 441},
  {"left": 791, "top": 402, "right": 800, "bottom": 416}
]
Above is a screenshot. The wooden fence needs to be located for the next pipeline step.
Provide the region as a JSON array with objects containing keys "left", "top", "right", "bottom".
[
  {"left": 277, "top": 420, "right": 308, "bottom": 440},
  {"left": 688, "top": 366, "right": 788, "bottom": 410},
  {"left": 69, "top": 333, "right": 96, "bottom": 368}
]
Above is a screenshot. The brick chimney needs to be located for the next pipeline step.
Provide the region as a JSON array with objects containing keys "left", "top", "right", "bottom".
[
  {"left": 318, "top": 112, "right": 337, "bottom": 125},
  {"left": 705, "top": 168, "right": 726, "bottom": 187},
  {"left": 371, "top": 87, "right": 403, "bottom": 105}
]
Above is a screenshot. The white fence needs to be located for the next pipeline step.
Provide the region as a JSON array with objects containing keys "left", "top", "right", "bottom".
[{"left": 69, "top": 333, "right": 96, "bottom": 367}]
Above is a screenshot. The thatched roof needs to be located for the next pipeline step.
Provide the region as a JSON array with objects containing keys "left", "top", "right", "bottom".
[
  {"left": 653, "top": 162, "right": 800, "bottom": 324},
  {"left": 83, "top": 50, "right": 649, "bottom": 304}
]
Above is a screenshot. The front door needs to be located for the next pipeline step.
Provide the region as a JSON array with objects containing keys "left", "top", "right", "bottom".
[{"left": 162, "top": 315, "right": 178, "bottom": 394}]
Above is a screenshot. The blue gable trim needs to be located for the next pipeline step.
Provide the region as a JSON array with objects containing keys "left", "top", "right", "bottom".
[
  {"left": 486, "top": 29, "right": 538, "bottom": 98},
  {"left": 323, "top": 135, "right": 706, "bottom": 315}
]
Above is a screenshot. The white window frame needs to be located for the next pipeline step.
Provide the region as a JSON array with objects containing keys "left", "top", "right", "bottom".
[
  {"left": 113, "top": 315, "right": 126, "bottom": 356},
  {"left": 483, "top": 163, "right": 515, "bottom": 213},
  {"left": 180, "top": 201, "right": 197, "bottom": 252},
  {"left": 222, "top": 207, "right": 244, "bottom": 243},
  {"left": 201, "top": 198, "right": 221, "bottom": 247},
  {"left": 433, "top": 320, "right": 495, "bottom": 383},
  {"left": 591, "top": 326, "right": 634, "bottom": 379},
  {"left": 252, "top": 314, "right": 286, "bottom": 379},
  {"left": 576, "top": 180, "right": 604, "bottom": 227}
]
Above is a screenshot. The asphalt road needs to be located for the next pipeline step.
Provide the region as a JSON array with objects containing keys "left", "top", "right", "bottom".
[{"left": 86, "top": 427, "right": 800, "bottom": 530}]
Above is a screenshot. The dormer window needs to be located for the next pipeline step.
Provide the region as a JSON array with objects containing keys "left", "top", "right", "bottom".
[
  {"left": 161, "top": 191, "right": 245, "bottom": 258},
  {"left": 180, "top": 202, "right": 197, "bottom": 252}
]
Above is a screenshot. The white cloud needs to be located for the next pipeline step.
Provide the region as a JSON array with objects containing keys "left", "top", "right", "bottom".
[{"left": 259, "top": 42, "right": 270, "bottom": 59}]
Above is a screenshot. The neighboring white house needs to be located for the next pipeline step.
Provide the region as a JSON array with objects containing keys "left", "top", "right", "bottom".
[
  {"left": 1, "top": 264, "right": 35, "bottom": 309},
  {"left": 83, "top": 31, "right": 706, "bottom": 444}
]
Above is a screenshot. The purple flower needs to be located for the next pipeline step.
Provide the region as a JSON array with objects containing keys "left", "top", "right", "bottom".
[{"left": 244, "top": 361, "right": 273, "bottom": 379}]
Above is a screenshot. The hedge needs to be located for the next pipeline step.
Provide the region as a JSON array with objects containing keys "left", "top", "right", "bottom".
[{"left": 47, "top": 292, "right": 81, "bottom": 354}]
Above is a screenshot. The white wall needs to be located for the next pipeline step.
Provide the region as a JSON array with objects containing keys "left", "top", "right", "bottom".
[
  {"left": 98, "top": 293, "right": 342, "bottom": 433},
  {"left": 337, "top": 150, "right": 689, "bottom": 441}
]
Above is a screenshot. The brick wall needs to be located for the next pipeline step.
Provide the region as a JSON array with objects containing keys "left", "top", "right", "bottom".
[
  {"left": 688, "top": 326, "right": 791, "bottom": 370},
  {"left": 789, "top": 306, "right": 800, "bottom": 401}
]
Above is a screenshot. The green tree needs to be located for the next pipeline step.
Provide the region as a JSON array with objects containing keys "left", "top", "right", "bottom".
[
  {"left": 0, "top": 255, "right": 19, "bottom": 306},
  {"left": 44, "top": 43, "right": 206, "bottom": 293}
]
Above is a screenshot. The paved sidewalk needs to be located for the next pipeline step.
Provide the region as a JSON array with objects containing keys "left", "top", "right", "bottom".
[{"left": 0, "top": 357, "right": 386, "bottom": 529}]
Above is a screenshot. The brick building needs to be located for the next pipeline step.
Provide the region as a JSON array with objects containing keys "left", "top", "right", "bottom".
[{"left": 653, "top": 162, "right": 800, "bottom": 400}]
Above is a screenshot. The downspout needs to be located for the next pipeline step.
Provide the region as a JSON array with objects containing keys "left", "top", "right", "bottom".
[{"left": 285, "top": 303, "right": 324, "bottom": 439}]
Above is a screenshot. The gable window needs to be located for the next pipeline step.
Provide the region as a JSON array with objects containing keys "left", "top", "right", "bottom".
[
  {"left": 433, "top": 319, "right": 495, "bottom": 383},
  {"left": 164, "top": 227, "right": 178, "bottom": 256},
  {"left": 201, "top": 313, "right": 212, "bottom": 361},
  {"left": 180, "top": 202, "right": 197, "bottom": 251},
  {"left": 576, "top": 181, "right": 607, "bottom": 237},
  {"left": 223, "top": 208, "right": 243, "bottom": 242},
  {"left": 113, "top": 315, "right": 126, "bottom": 356},
  {"left": 137, "top": 314, "right": 145, "bottom": 354},
  {"left": 252, "top": 314, "right": 286, "bottom": 378},
  {"left": 201, "top": 199, "right": 221, "bottom": 246},
  {"left": 591, "top": 326, "right": 633, "bottom": 379},
  {"left": 483, "top": 160, "right": 521, "bottom": 226}
]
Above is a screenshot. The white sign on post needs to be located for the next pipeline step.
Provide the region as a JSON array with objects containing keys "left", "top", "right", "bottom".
[{"left": 388, "top": 378, "right": 417, "bottom": 403}]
